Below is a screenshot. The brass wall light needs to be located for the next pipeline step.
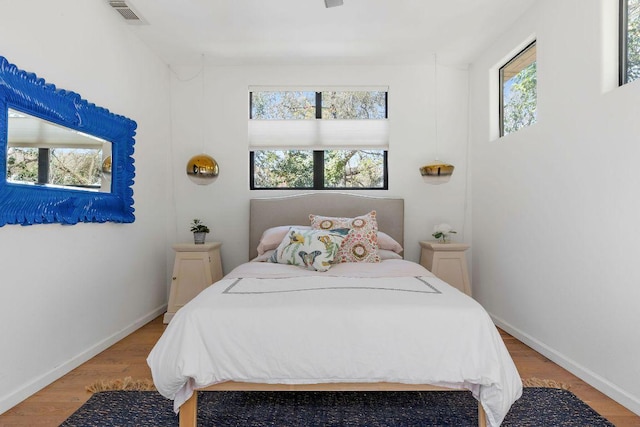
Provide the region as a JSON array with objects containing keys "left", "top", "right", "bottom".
[
  {"left": 101, "top": 155, "right": 112, "bottom": 176},
  {"left": 186, "top": 153, "right": 219, "bottom": 185},
  {"left": 420, "top": 161, "right": 454, "bottom": 178}
]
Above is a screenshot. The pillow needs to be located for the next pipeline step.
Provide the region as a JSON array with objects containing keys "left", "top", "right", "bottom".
[
  {"left": 251, "top": 250, "right": 275, "bottom": 262},
  {"left": 257, "top": 225, "right": 312, "bottom": 255},
  {"left": 258, "top": 225, "right": 402, "bottom": 255},
  {"left": 269, "top": 228, "right": 347, "bottom": 271},
  {"left": 378, "top": 249, "right": 403, "bottom": 260},
  {"left": 377, "top": 231, "right": 403, "bottom": 254},
  {"left": 309, "top": 211, "right": 381, "bottom": 263},
  {"left": 255, "top": 248, "right": 401, "bottom": 262}
]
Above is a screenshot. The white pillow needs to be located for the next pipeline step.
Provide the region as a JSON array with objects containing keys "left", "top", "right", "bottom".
[
  {"left": 257, "top": 225, "right": 311, "bottom": 255},
  {"left": 269, "top": 228, "right": 347, "bottom": 271}
]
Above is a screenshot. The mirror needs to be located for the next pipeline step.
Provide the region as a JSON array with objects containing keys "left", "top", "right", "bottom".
[
  {"left": 0, "top": 55, "right": 136, "bottom": 225},
  {"left": 7, "top": 109, "right": 111, "bottom": 192}
]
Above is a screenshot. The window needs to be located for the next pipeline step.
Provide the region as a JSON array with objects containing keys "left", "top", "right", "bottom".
[
  {"left": 621, "top": 0, "right": 640, "bottom": 85},
  {"left": 499, "top": 41, "right": 537, "bottom": 137},
  {"left": 249, "top": 89, "right": 388, "bottom": 190},
  {"left": 7, "top": 147, "right": 103, "bottom": 189}
]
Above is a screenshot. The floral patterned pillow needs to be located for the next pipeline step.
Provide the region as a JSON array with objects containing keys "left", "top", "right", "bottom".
[
  {"left": 269, "top": 228, "right": 347, "bottom": 271},
  {"left": 309, "top": 211, "right": 381, "bottom": 263}
]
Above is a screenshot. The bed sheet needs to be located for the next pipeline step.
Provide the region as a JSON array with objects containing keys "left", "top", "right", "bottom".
[{"left": 147, "top": 260, "right": 521, "bottom": 426}]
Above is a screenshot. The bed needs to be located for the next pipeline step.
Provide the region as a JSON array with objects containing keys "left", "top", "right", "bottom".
[{"left": 148, "top": 193, "right": 522, "bottom": 427}]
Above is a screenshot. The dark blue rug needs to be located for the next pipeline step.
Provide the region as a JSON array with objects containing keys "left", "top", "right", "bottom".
[{"left": 60, "top": 388, "right": 614, "bottom": 427}]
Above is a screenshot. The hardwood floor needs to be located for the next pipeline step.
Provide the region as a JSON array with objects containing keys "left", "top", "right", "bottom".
[{"left": 0, "top": 316, "right": 638, "bottom": 426}]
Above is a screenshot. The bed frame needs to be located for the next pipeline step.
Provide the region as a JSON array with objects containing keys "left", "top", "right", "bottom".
[{"left": 178, "top": 193, "right": 487, "bottom": 427}]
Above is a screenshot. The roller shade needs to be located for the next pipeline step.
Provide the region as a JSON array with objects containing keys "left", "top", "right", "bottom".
[
  {"left": 248, "top": 86, "right": 389, "bottom": 150},
  {"left": 248, "top": 119, "right": 389, "bottom": 150}
]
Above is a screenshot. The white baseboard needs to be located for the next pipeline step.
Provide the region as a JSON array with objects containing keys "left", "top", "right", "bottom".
[
  {"left": 491, "top": 313, "right": 640, "bottom": 416},
  {"left": 0, "top": 305, "right": 166, "bottom": 415}
]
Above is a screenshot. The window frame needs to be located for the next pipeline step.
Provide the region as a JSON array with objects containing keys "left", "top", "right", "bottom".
[
  {"left": 498, "top": 40, "right": 537, "bottom": 137},
  {"left": 621, "top": 0, "right": 632, "bottom": 85},
  {"left": 249, "top": 150, "right": 389, "bottom": 190},
  {"left": 249, "top": 90, "right": 389, "bottom": 190}
]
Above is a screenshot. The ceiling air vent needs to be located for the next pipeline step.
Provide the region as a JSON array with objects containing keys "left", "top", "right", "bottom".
[{"left": 107, "top": 0, "right": 147, "bottom": 24}]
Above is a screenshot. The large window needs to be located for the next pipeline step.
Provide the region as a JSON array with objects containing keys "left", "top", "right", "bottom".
[
  {"left": 621, "top": 0, "right": 640, "bottom": 85},
  {"left": 499, "top": 41, "right": 537, "bottom": 137},
  {"left": 249, "top": 89, "right": 388, "bottom": 190}
]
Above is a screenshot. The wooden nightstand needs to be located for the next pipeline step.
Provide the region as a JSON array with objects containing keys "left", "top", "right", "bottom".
[
  {"left": 163, "top": 242, "right": 223, "bottom": 323},
  {"left": 419, "top": 241, "right": 471, "bottom": 296}
]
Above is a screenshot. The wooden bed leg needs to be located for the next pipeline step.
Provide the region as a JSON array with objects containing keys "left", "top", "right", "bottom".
[
  {"left": 478, "top": 401, "right": 487, "bottom": 427},
  {"left": 179, "top": 392, "right": 198, "bottom": 427}
]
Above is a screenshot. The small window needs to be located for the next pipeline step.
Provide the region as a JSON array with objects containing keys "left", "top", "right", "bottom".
[
  {"left": 249, "top": 89, "right": 388, "bottom": 190},
  {"left": 499, "top": 41, "right": 537, "bottom": 137},
  {"left": 621, "top": 0, "right": 640, "bottom": 85}
]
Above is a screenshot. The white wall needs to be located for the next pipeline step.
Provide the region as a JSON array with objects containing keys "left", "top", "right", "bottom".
[
  {"left": 168, "top": 62, "right": 470, "bottom": 273},
  {"left": 0, "top": 1, "right": 172, "bottom": 413},
  {"left": 469, "top": 0, "right": 640, "bottom": 415}
]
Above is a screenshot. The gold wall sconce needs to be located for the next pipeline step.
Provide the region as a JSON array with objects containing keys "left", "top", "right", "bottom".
[
  {"left": 101, "top": 155, "right": 112, "bottom": 176},
  {"left": 420, "top": 161, "right": 454, "bottom": 177},
  {"left": 186, "top": 153, "right": 219, "bottom": 185},
  {"left": 420, "top": 160, "right": 454, "bottom": 185}
]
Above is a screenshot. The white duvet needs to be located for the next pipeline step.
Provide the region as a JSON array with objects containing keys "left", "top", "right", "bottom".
[{"left": 147, "top": 260, "right": 522, "bottom": 426}]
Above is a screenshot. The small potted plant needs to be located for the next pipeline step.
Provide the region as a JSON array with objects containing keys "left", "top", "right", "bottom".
[
  {"left": 432, "top": 223, "right": 456, "bottom": 243},
  {"left": 190, "top": 219, "right": 210, "bottom": 244}
]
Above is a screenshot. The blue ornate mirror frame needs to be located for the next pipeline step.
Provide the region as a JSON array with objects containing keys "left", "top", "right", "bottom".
[{"left": 0, "top": 56, "right": 136, "bottom": 225}]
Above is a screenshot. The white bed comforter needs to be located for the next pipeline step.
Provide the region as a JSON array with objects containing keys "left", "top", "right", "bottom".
[{"left": 147, "top": 260, "right": 522, "bottom": 426}]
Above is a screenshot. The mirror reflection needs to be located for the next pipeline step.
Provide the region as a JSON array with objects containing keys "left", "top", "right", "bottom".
[{"left": 6, "top": 109, "right": 111, "bottom": 192}]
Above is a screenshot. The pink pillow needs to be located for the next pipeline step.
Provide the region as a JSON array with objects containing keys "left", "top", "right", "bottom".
[
  {"left": 309, "top": 211, "right": 380, "bottom": 263},
  {"left": 377, "top": 231, "right": 403, "bottom": 254}
]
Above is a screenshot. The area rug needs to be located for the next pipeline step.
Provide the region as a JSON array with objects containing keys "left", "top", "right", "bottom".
[{"left": 61, "top": 386, "right": 614, "bottom": 427}]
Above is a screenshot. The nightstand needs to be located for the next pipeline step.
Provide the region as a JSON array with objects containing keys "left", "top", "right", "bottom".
[
  {"left": 163, "top": 242, "right": 223, "bottom": 323},
  {"left": 419, "top": 241, "right": 471, "bottom": 296}
]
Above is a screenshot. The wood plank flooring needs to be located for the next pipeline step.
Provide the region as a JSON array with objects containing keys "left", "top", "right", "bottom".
[{"left": 0, "top": 316, "right": 638, "bottom": 426}]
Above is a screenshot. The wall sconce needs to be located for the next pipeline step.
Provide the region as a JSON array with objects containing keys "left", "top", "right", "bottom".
[
  {"left": 420, "top": 162, "right": 454, "bottom": 177},
  {"left": 186, "top": 153, "right": 219, "bottom": 185},
  {"left": 419, "top": 160, "right": 454, "bottom": 184},
  {"left": 101, "top": 156, "right": 112, "bottom": 176}
]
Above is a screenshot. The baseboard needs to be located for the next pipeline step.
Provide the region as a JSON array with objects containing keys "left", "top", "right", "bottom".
[
  {"left": 0, "top": 305, "right": 167, "bottom": 415},
  {"left": 491, "top": 313, "right": 640, "bottom": 416}
]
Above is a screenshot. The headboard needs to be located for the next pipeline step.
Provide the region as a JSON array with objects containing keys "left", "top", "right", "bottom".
[{"left": 249, "top": 193, "right": 404, "bottom": 260}]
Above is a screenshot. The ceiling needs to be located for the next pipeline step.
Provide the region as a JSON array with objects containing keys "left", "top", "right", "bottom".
[{"left": 118, "top": 0, "right": 535, "bottom": 67}]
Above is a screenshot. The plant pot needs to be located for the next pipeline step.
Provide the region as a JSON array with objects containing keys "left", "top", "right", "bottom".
[{"left": 193, "top": 232, "right": 206, "bottom": 244}]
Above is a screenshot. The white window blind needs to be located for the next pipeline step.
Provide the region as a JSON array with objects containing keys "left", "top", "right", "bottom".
[
  {"left": 248, "top": 86, "right": 389, "bottom": 150},
  {"left": 248, "top": 119, "right": 389, "bottom": 150}
]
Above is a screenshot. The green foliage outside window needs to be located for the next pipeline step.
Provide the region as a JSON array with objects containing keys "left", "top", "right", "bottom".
[
  {"left": 321, "top": 92, "right": 386, "bottom": 119},
  {"left": 253, "top": 150, "right": 314, "bottom": 188},
  {"left": 7, "top": 147, "right": 38, "bottom": 183},
  {"left": 502, "top": 61, "right": 537, "bottom": 136},
  {"left": 252, "top": 149, "right": 385, "bottom": 189},
  {"left": 50, "top": 148, "right": 102, "bottom": 187},
  {"left": 7, "top": 147, "right": 102, "bottom": 188},
  {"left": 324, "top": 149, "right": 384, "bottom": 188},
  {"left": 251, "top": 91, "right": 315, "bottom": 120}
]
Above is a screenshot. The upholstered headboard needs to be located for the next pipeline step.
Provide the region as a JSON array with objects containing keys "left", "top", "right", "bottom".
[{"left": 249, "top": 193, "right": 404, "bottom": 260}]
